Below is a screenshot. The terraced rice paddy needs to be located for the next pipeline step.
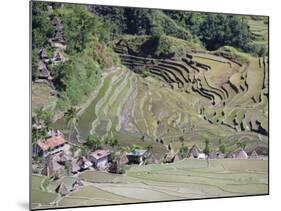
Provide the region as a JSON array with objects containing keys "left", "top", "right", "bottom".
[
  {"left": 33, "top": 159, "right": 268, "bottom": 208},
  {"left": 31, "top": 175, "right": 58, "bottom": 209},
  {"left": 76, "top": 39, "right": 268, "bottom": 156}
]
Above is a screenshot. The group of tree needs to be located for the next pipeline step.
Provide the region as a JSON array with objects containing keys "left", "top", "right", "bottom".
[{"left": 90, "top": 5, "right": 267, "bottom": 56}]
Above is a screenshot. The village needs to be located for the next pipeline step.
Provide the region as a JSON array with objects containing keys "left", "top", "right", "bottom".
[{"left": 31, "top": 124, "right": 266, "bottom": 196}]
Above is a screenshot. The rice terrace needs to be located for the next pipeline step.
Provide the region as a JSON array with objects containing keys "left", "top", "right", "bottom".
[{"left": 31, "top": 1, "right": 269, "bottom": 209}]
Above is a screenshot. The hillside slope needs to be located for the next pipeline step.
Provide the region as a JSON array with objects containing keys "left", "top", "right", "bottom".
[{"left": 77, "top": 35, "right": 268, "bottom": 156}]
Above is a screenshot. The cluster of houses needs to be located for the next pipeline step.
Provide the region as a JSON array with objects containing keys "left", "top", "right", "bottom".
[
  {"left": 185, "top": 144, "right": 261, "bottom": 160},
  {"left": 32, "top": 129, "right": 151, "bottom": 178},
  {"left": 36, "top": 16, "right": 66, "bottom": 81},
  {"left": 32, "top": 129, "right": 263, "bottom": 180}
]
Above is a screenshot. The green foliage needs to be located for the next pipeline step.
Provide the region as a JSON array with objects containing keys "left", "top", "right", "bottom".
[
  {"left": 217, "top": 46, "right": 251, "bottom": 64},
  {"left": 237, "top": 141, "right": 247, "bottom": 150},
  {"left": 32, "top": 2, "right": 54, "bottom": 49},
  {"left": 130, "top": 144, "right": 143, "bottom": 152},
  {"left": 33, "top": 107, "right": 53, "bottom": 127},
  {"left": 105, "top": 137, "right": 120, "bottom": 150},
  {"left": 64, "top": 106, "right": 78, "bottom": 127},
  {"left": 54, "top": 4, "right": 108, "bottom": 54},
  {"left": 84, "top": 135, "right": 102, "bottom": 151},
  {"left": 142, "top": 68, "right": 154, "bottom": 78},
  {"left": 32, "top": 49, "right": 39, "bottom": 80},
  {"left": 179, "top": 144, "right": 189, "bottom": 158},
  {"left": 32, "top": 127, "right": 47, "bottom": 145},
  {"left": 219, "top": 144, "right": 226, "bottom": 154},
  {"left": 203, "top": 139, "right": 212, "bottom": 155}
]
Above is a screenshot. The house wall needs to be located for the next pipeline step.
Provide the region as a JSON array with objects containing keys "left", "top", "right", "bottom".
[
  {"left": 42, "top": 144, "right": 65, "bottom": 157},
  {"left": 96, "top": 157, "right": 108, "bottom": 169},
  {"left": 90, "top": 156, "right": 108, "bottom": 169},
  {"left": 127, "top": 155, "right": 143, "bottom": 164}
]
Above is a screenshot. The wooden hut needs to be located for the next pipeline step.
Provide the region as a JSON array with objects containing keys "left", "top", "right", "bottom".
[{"left": 188, "top": 144, "right": 200, "bottom": 158}]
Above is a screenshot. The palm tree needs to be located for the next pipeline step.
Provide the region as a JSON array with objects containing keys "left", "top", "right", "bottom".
[
  {"left": 64, "top": 107, "right": 79, "bottom": 143},
  {"left": 203, "top": 139, "right": 211, "bottom": 155},
  {"left": 236, "top": 141, "right": 246, "bottom": 150},
  {"left": 65, "top": 107, "right": 79, "bottom": 128}
]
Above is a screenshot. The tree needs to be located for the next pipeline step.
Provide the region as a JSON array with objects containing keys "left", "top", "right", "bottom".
[
  {"left": 219, "top": 144, "right": 226, "bottom": 154},
  {"left": 203, "top": 139, "right": 211, "bottom": 155},
  {"left": 236, "top": 141, "right": 246, "bottom": 150},
  {"left": 131, "top": 144, "right": 142, "bottom": 152},
  {"left": 59, "top": 5, "right": 107, "bottom": 54},
  {"left": 64, "top": 106, "right": 79, "bottom": 142},
  {"left": 84, "top": 135, "right": 102, "bottom": 151},
  {"left": 33, "top": 107, "right": 53, "bottom": 128},
  {"left": 120, "top": 146, "right": 130, "bottom": 153},
  {"left": 64, "top": 107, "right": 78, "bottom": 128},
  {"left": 32, "top": 127, "right": 47, "bottom": 146},
  {"left": 179, "top": 144, "right": 189, "bottom": 158},
  {"left": 32, "top": 2, "right": 54, "bottom": 49},
  {"left": 179, "top": 136, "right": 184, "bottom": 144}
]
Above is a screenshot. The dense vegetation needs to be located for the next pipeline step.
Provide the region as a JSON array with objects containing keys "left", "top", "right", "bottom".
[
  {"left": 32, "top": 2, "right": 120, "bottom": 112},
  {"left": 89, "top": 5, "right": 268, "bottom": 56}
]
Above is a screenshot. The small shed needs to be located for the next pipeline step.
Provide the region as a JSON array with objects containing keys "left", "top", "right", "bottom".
[
  {"left": 127, "top": 149, "right": 147, "bottom": 164},
  {"left": 163, "top": 151, "right": 177, "bottom": 163},
  {"left": 89, "top": 149, "right": 110, "bottom": 169},
  {"left": 249, "top": 150, "right": 259, "bottom": 159}
]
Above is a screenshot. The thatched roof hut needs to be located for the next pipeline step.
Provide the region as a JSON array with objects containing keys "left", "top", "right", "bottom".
[
  {"left": 38, "top": 61, "right": 50, "bottom": 79},
  {"left": 188, "top": 144, "right": 200, "bottom": 158},
  {"left": 71, "top": 156, "right": 92, "bottom": 173},
  {"left": 249, "top": 150, "right": 259, "bottom": 159},
  {"left": 51, "top": 17, "right": 64, "bottom": 31},
  {"left": 39, "top": 48, "right": 48, "bottom": 59},
  {"left": 52, "top": 31, "right": 66, "bottom": 44},
  {"left": 236, "top": 149, "right": 248, "bottom": 159},
  {"left": 163, "top": 151, "right": 177, "bottom": 163}
]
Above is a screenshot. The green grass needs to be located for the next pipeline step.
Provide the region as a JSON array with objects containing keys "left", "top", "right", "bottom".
[{"left": 31, "top": 175, "right": 58, "bottom": 209}]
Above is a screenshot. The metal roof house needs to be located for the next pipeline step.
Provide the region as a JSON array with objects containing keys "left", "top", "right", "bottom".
[
  {"left": 89, "top": 149, "right": 110, "bottom": 170},
  {"left": 126, "top": 149, "right": 147, "bottom": 164},
  {"left": 33, "top": 130, "right": 66, "bottom": 158}
]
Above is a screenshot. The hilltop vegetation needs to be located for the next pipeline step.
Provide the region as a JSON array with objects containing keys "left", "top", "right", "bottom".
[
  {"left": 32, "top": 2, "right": 268, "bottom": 155},
  {"left": 31, "top": 2, "right": 268, "bottom": 209},
  {"left": 89, "top": 5, "right": 268, "bottom": 56},
  {"left": 32, "top": 2, "right": 120, "bottom": 114}
]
